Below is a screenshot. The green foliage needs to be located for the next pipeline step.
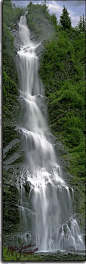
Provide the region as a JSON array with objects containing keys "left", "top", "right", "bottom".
[
  {"left": 3, "top": 23, "right": 18, "bottom": 83},
  {"left": 26, "top": 2, "right": 57, "bottom": 37},
  {"left": 27, "top": 2, "right": 48, "bottom": 14},
  {"left": 3, "top": 0, "right": 24, "bottom": 83},
  {"left": 3, "top": 247, "right": 43, "bottom": 261},
  {"left": 51, "top": 13, "right": 57, "bottom": 23},
  {"left": 3, "top": 0, "right": 25, "bottom": 129},
  {"left": 3, "top": 0, "right": 25, "bottom": 28},
  {"left": 39, "top": 22, "right": 85, "bottom": 224},
  {"left": 78, "top": 14, "right": 85, "bottom": 32},
  {"left": 39, "top": 28, "right": 85, "bottom": 181},
  {"left": 60, "top": 6, "right": 71, "bottom": 30}
]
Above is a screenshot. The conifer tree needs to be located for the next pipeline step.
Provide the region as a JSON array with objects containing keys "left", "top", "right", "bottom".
[
  {"left": 78, "top": 14, "right": 85, "bottom": 32},
  {"left": 82, "top": 14, "right": 85, "bottom": 31},
  {"left": 60, "top": 6, "right": 71, "bottom": 30}
]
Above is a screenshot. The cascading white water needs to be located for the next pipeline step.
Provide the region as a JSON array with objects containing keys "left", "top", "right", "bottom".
[{"left": 16, "top": 15, "right": 85, "bottom": 252}]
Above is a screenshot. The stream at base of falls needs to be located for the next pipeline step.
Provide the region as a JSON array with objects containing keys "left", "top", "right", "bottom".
[{"left": 8, "top": 15, "right": 85, "bottom": 253}]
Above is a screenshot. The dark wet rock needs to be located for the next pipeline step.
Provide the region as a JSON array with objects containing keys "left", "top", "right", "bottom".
[
  {"left": 23, "top": 182, "right": 30, "bottom": 194},
  {"left": 3, "top": 139, "right": 20, "bottom": 159},
  {"left": 41, "top": 251, "right": 85, "bottom": 261},
  {"left": 3, "top": 138, "right": 20, "bottom": 152},
  {"left": 3, "top": 152, "right": 22, "bottom": 165},
  {"left": 67, "top": 246, "right": 77, "bottom": 251}
]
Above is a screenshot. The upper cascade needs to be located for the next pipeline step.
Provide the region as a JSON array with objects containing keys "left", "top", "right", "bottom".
[{"left": 19, "top": 15, "right": 32, "bottom": 47}]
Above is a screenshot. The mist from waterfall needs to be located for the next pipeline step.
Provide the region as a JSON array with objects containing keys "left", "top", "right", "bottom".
[{"left": 16, "top": 15, "right": 85, "bottom": 252}]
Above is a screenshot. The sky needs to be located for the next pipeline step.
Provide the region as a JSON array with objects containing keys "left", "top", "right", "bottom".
[{"left": 12, "top": 0, "right": 85, "bottom": 27}]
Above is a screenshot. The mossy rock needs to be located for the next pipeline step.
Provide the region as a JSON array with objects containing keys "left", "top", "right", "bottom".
[{"left": 3, "top": 176, "right": 20, "bottom": 233}]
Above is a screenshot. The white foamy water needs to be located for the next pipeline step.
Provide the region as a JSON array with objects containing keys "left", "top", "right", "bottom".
[{"left": 16, "top": 15, "right": 85, "bottom": 252}]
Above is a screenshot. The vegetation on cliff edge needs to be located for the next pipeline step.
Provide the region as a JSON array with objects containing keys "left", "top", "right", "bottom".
[{"left": 39, "top": 6, "right": 85, "bottom": 227}]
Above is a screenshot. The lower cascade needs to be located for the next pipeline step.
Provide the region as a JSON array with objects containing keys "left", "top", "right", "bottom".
[{"left": 15, "top": 15, "right": 84, "bottom": 252}]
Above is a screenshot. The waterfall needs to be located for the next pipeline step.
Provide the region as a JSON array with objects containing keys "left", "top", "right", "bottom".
[{"left": 16, "top": 15, "right": 84, "bottom": 252}]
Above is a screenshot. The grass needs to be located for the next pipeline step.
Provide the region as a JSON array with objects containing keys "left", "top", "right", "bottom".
[{"left": 3, "top": 247, "right": 43, "bottom": 261}]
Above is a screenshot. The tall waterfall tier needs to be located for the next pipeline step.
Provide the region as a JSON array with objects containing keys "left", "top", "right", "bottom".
[{"left": 16, "top": 15, "right": 85, "bottom": 252}]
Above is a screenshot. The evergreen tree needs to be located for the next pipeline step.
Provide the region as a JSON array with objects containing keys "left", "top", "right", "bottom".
[
  {"left": 60, "top": 6, "right": 71, "bottom": 30},
  {"left": 78, "top": 14, "right": 85, "bottom": 32},
  {"left": 82, "top": 14, "right": 85, "bottom": 31},
  {"left": 79, "top": 16, "right": 83, "bottom": 32}
]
